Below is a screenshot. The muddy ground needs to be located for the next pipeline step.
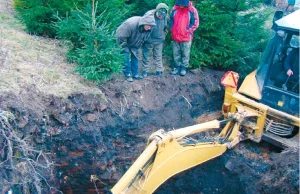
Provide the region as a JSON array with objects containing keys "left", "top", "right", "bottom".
[{"left": 0, "top": 69, "right": 298, "bottom": 194}]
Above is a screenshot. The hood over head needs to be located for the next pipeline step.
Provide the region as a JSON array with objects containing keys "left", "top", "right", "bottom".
[
  {"left": 175, "top": 0, "right": 189, "bottom": 7},
  {"left": 156, "top": 3, "right": 169, "bottom": 12},
  {"left": 139, "top": 12, "right": 156, "bottom": 27}
]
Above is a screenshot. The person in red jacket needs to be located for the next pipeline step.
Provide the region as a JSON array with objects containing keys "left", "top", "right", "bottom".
[{"left": 169, "top": 0, "right": 199, "bottom": 76}]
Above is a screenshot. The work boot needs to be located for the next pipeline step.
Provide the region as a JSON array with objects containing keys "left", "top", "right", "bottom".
[
  {"left": 170, "top": 68, "right": 179, "bottom": 75},
  {"left": 179, "top": 68, "right": 186, "bottom": 76},
  {"left": 156, "top": 71, "right": 163, "bottom": 76},
  {"left": 125, "top": 73, "right": 132, "bottom": 78},
  {"left": 142, "top": 71, "right": 148, "bottom": 78},
  {"left": 127, "top": 76, "right": 133, "bottom": 82},
  {"left": 133, "top": 75, "right": 143, "bottom": 80}
]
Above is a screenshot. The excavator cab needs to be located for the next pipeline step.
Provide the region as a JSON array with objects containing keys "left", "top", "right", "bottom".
[
  {"left": 260, "top": 31, "right": 299, "bottom": 116},
  {"left": 236, "top": 9, "right": 300, "bottom": 146},
  {"left": 255, "top": 8, "right": 300, "bottom": 115}
]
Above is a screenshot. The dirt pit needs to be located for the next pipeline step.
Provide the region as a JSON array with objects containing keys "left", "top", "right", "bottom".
[{"left": 0, "top": 69, "right": 298, "bottom": 194}]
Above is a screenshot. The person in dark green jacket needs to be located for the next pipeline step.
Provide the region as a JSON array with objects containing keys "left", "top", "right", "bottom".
[{"left": 142, "top": 3, "right": 169, "bottom": 77}]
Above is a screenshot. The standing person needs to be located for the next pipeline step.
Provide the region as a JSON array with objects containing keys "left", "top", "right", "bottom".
[
  {"left": 142, "top": 3, "right": 169, "bottom": 77},
  {"left": 116, "top": 14, "right": 156, "bottom": 82},
  {"left": 170, "top": 0, "right": 199, "bottom": 76}
]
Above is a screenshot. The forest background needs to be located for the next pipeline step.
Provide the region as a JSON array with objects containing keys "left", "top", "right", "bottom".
[{"left": 13, "top": 0, "right": 274, "bottom": 81}]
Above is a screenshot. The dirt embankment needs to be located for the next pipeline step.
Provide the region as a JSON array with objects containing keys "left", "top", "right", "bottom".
[
  {"left": 1, "top": 70, "right": 299, "bottom": 194},
  {"left": 1, "top": 68, "right": 225, "bottom": 193}
]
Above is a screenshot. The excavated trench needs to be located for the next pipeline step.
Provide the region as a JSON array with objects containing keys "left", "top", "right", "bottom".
[
  {"left": 0, "top": 69, "right": 298, "bottom": 194},
  {"left": 49, "top": 90, "right": 241, "bottom": 194},
  {"left": 48, "top": 69, "right": 229, "bottom": 194}
]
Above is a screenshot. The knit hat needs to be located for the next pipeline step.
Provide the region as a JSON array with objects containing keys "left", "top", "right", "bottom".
[
  {"left": 175, "top": 0, "right": 189, "bottom": 7},
  {"left": 156, "top": 3, "right": 169, "bottom": 12}
]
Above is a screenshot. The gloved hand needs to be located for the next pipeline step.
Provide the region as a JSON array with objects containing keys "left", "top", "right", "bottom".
[{"left": 287, "top": 69, "right": 293, "bottom": 76}]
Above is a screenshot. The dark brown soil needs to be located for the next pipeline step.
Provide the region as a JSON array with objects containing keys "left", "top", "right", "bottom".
[{"left": 0, "top": 68, "right": 298, "bottom": 194}]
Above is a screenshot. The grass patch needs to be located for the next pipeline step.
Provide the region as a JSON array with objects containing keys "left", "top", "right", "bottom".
[{"left": 0, "top": 2, "right": 103, "bottom": 98}]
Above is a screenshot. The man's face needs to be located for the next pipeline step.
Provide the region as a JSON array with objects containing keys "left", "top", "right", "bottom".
[
  {"left": 144, "top": 25, "right": 152, "bottom": 31},
  {"left": 156, "top": 9, "right": 167, "bottom": 19}
]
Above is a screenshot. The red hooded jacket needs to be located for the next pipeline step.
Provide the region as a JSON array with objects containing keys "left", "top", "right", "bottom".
[{"left": 170, "top": 2, "right": 199, "bottom": 42}]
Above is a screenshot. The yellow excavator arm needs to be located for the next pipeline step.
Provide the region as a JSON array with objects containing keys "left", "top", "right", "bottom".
[
  {"left": 112, "top": 70, "right": 300, "bottom": 194},
  {"left": 111, "top": 116, "right": 245, "bottom": 194}
]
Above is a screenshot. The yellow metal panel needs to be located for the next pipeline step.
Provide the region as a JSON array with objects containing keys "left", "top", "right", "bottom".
[
  {"left": 268, "top": 107, "right": 300, "bottom": 127},
  {"left": 233, "top": 92, "right": 300, "bottom": 126},
  {"left": 228, "top": 122, "right": 241, "bottom": 141},
  {"left": 142, "top": 141, "right": 227, "bottom": 194},
  {"left": 220, "top": 121, "right": 233, "bottom": 137},
  {"left": 170, "top": 120, "right": 220, "bottom": 138},
  {"left": 111, "top": 120, "right": 225, "bottom": 194},
  {"left": 238, "top": 71, "right": 262, "bottom": 100}
]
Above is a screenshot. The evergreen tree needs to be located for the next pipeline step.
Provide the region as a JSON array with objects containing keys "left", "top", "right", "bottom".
[
  {"left": 13, "top": 0, "right": 88, "bottom": 37},
  {"left": 191, "top": 0, "right": 272, "bottom": 77},
  {"left": 131, "top": 0, "right": 175, "bottom": 15},
  {"left": 56, "top": 0, "right": 130, "bottom": 55},
  {"left": 56, "top": 0, "right": 124, "bottom": 81}
]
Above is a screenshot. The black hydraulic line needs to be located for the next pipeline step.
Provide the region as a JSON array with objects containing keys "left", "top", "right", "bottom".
[
  {"left": 282, "top": 75, "right": 290, "bottom": 90},
  {"left": 126, "top": 150, "right": 157, "bottom": 190},
  {"left": 182, "top": 118, "right": 236, "bottom": 146},
  {"left": 219, "top": 118, "right": 235, "bottom": 125}
]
